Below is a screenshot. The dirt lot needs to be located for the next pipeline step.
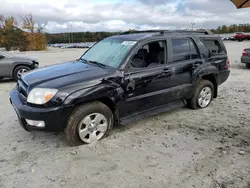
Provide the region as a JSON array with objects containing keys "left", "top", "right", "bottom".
[{"left": 0, "top": 42, "right": 250, "bottom": 188}]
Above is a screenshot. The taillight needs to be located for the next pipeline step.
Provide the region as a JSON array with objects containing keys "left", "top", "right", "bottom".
[
  {"left": 226, "top": 59, "right": 230, "bottom": 70},
  {"left": 243, "top": 49, "right": 248, "bottom": 56}
]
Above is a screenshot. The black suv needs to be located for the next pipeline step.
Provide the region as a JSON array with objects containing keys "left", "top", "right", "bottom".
[{"left": 10, "top": 30, "right": 230, "bottom": 145}]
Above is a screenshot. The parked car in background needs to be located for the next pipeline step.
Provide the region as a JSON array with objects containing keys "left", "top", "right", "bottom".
[
  {"left": 220, "top": 36, "right": 231, "bottom": 41},
  {"left": 48, "top": 42, "right": 96, "bottom": 49},
  {"left": 241, "top": 48, "right": 250, "bottom": 68},
  {"left": 0, "top": 52, "right": 39, "bottom": 81},
  {"left": 10, "top": 30, "right": 230, "bottom": 146},
  {"left": 233, "top": 32, "right": 250, "bottom": 42}
]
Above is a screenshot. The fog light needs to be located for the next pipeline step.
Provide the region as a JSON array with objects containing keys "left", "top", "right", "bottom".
[{"left": 25, "top": 119, "right": 45, "bottom": 128}]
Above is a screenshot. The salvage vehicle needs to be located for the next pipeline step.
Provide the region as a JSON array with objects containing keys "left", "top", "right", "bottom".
[
  {"left": 233, "top": 32, "right": 250, "bottom": 42},
  {"left": 10, "top": 30, "right": 230, "bottom": 145},
  {"left": 0, "top": 52, "right": 39, "bottom": 81},
  {"left": 241, "top": 48, "right": 250, "bottom": 68}
]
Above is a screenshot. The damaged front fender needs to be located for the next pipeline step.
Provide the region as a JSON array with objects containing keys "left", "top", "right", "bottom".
[{"left": 63, "top": 79, "right": 125, "bottom": 107}]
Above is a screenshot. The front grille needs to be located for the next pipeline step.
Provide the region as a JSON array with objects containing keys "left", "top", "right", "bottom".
[{"left": 17, "top": 79, "right": 28, "bottom": 102}]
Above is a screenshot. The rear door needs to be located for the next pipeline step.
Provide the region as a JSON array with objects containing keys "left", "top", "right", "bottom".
[{"left": 166, "top": 37, "right": 203, "bottom": 100}]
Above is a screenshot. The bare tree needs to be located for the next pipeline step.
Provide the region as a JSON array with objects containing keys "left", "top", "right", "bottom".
[
  {"left": 21, "top": 13, "right": 47, "bottom": 33},
  {"left": 0, "top": 15, "right": 4, "bottom": 28},
  {"left": 21, "top": 13, "right": 35, "bottom": 33},
  {"left": 37, "top": 22, "right": 48, "bottom": 33},
  {"left": 0, "top": 15, "right": 16, "bottom": 29}
]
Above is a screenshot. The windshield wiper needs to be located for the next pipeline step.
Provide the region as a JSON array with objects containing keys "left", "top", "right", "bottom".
[
  {"left": 89, "top": 60, "right": 106, "bottom": 68},
  {"left": 80, "top": 58, "right": 106, "bottom": 68}
]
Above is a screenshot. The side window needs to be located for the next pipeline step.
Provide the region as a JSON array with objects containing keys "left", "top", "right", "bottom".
[
  {"left": 202, "top": 39, "right": 224, "bottom": 54},
  {"left": 130, "top": 40, "right": 166, "bottom": 69},
  {"left": 172, "top": 39, "right": 190, "bottom": 62},
  {"left": 195, "top": 39, "right": 210, "bottom": 58},
  {"left": 171, "top": 38, "right": 199, "bottom": 62},
  {"left": 189, "top": 40, "right": 199, "bottom": 59}
]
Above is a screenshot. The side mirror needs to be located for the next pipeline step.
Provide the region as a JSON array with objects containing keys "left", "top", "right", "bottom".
[{"left": 126, "top": 79, "right": 135, "bottom": 92}]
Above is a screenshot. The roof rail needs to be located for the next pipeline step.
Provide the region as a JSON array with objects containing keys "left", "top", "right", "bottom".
[
  {"left": 118, "top": 30, "right": 161, "bottom": 35},
  {"left": 162, "top": 29, "right": 214, "bottom": 35},
  {"left": 119, "top": 29, "right": 213, "bottom": 35}
]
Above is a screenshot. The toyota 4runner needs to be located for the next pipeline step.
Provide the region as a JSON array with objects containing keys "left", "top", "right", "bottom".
[{"left": 10, "top": 30, "right": 230, "bottom": 146}]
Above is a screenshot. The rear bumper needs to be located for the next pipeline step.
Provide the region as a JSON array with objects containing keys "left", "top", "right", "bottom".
[
  {"left": 10, "top": 88, "right": 72, "bottom": 132},
  {"left": 218, "top": 70, "right": 230, "bottom": 85},
  {"left": 241, "top": 56, "right": 250, "bottom": 64}
]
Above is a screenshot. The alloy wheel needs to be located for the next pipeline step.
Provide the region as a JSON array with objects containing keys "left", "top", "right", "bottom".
[
  {"left": 78, "top": 113, "right": 108, "bottom": 143},
  {"left": 198, "top": 87, "right": 212, "bottom": 108}
]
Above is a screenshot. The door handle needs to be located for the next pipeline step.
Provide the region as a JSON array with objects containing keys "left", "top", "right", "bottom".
[
  {"left": 194, "top": 61, "right": 202, "bottom": 65},
  {"left": 157, "top": 68, "right": 171, "bottom": 78},
  {"left": 163, "top": 68, "right": 170, "bottom": 73}
]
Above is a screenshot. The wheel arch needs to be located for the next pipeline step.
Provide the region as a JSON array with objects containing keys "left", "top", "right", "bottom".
[
  {"left": 71, "top": 97, "right": 119, "bottom": 127},
  {"left": 10, "top": 63, "right": 32, "bottom": 78},
  {"left": 200, "top": 74, "right": 218, "bottom": 98},
  {"left": 63, "top": 85, "right": 124, "bottom": 125}
]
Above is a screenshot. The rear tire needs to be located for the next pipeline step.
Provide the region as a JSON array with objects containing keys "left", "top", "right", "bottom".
[
  {"left": 188, "top": 80, "right": 214, "bottom": 109},
  {"left": 13, "top": 65, "right": 31, "bottom": 81},
  {"left": 65, "top": 101, "right": 113, "bottom": 146},
  {"left": 246, "top": 64, "right": 250, "bottom": 69}
]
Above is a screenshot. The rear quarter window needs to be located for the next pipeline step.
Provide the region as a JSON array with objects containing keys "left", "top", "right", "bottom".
[{"left": 201, "top": 38, "right": 226, "bottom": 55}]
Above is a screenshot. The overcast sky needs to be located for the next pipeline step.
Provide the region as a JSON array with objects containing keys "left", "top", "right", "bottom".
[{"left": 0, "top": 0, "right": 249, "bottom": 33}]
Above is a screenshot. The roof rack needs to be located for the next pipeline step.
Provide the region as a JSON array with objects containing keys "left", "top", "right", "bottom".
[
  {"left": 119, "top": 30, "right": 161, "bottom": 35},
  {"left": 119, "top": 29, "right": 213, "bottom": 35},
  {"left": 163, "top": 29, "right": 213, "bottom": 35}
]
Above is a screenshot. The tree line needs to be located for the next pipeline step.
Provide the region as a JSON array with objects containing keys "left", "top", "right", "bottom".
[
  {"left": 211, "top": 24, "right": 250, "bottom": 34},
  {"left": 45, "top": 31, "right": 120, "bottom": 44},
  {"left": 1, "top": 15, "right": 250, "bottom": 51},
  {"left": 47, "top": 24, "right": 250, "bottom": 44},
  {"left": 0, "top": 14, "right": 47, "bottom": 51}
]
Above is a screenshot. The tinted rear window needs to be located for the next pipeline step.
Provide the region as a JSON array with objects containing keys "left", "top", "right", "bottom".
[
  {"left": 202, "top": 39, "right": 225, "bottom": 55},
  {"left": 172, "top": 39, "right": 190, "bottom": 62},
  {"left": 171, "top": 38, "right": 199, "bottom": 62}
]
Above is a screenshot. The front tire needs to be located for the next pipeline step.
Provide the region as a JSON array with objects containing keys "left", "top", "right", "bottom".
[
  {"left": 65, "top": 101, "right": 113, "bottom": 146},
  {"left": 188, "top": 80, "right": 214, "bottom": 109},
  {"left": 246, "top": 64, "right": 250, "bottom": 69},
  {"left": 13, "top": 65, "right": 31, "bottom": 81}
]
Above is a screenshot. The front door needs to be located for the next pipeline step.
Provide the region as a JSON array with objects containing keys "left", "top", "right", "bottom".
[{"left": 118, "top": 40, "right": 174, "bottom": 117}]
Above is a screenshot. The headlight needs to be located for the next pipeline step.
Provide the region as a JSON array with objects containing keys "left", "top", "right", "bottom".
[{"left": 27, "top": 88, "right": 58, "bottom": 105}]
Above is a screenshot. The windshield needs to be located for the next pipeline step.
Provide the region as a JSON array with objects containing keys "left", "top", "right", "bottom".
[{"left": 80, "top": 38, "right": 136, "bottom": 68}]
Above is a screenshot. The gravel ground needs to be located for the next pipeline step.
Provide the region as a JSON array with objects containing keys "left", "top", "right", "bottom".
[{"left": 0, "top": 42, "right": 250, "bottom": 188}]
